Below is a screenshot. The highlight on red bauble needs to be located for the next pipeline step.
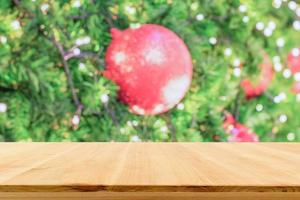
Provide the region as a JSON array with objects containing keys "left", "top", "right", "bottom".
[
  {"left": 241, "top": 53, "right": 273, "bottom": 100},
  {"left": 104, "top": 24, "right": 193, "bottom": 115}
]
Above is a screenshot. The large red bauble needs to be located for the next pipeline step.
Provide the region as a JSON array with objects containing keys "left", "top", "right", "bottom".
[
  {"left": 287, "top": 47, "right": 300, "bottom": 74},
  {"left": 104, "top": 24, "right": 193, "bottom": 115}
]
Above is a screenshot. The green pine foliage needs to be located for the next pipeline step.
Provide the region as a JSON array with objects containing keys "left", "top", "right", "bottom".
[{"left": 0, "top": 0, "right": 299, "bottom": 142}]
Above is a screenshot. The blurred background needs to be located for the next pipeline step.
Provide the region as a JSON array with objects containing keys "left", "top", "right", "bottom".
[{"left": 0, "top": 0, "right": 300, "bottom": 142}]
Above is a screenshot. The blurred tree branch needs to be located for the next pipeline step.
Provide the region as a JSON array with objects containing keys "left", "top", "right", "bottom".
[{"left": 50, "top": 36, "right": 83, "bottom": 112}]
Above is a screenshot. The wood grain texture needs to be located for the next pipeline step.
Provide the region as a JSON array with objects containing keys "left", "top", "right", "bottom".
[
  {"left": 1, "top": 192, "right": 300, "bottom": 200},
  {"left": 0, "top": 143, "right": 300, "bottom": 194}
]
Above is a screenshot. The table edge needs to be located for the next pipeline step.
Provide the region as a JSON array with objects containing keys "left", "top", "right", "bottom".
[{"left": 1, "top": 185, "right": 300, "bottom": 192}]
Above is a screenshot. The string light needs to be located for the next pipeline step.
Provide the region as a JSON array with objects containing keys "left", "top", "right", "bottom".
[
  {"left": 190, "top": 2, "right": 199, "bottom": 11},
  {"left": 273, "top": 56, "right": 280, "bottom": 63},
  {"left": 130, "top": 23, "right": 141, "bottom": 29},
  {"left": 40, "top": 3, "right": 50, "bottom": 14},
  {"left": 73, "top": 48, "right": 81, "bottom": 55},
  {"left": 278, "top": 114, "right": 288, "bottom": 123},
  {"left": 294, "top": 73, "right": 300, "bottom": 81},
  {"left": 272, "top": 0, "right": 282, "bottom": 8},
  {"left": 209, "top": 37, "right": 217, "bottom": 45},
  {"left": 256, "top": 104, "right": 263, "bottom": 112},
  {"left": 196, "top": 13, "right": 204, "bottom": 21},
  {"left": 126, "top": 121, "right": 132, "bottom": 127},
  {"left": 0, "top": 36, "right": 7, "bottom": 44},
  {"left": 276, "top": 38, "right": 285, "bottom": 47},
  {"left": 256, "top": 22, "right": 264, "bottom": 30},
  {"left": 160, "top": 126, "right": 168, "bottom": 133},
  {"left": 124, "top": 5, "right": 136, "bottom": 15},
  {"left": 72, "top": 0, "right": 81, "bottom": 8},
  {"left": 132, "top": 120, "right": 139, "bottom": 126},
  {"left": 293, "top": 21, "right": 300, "bottom": 31},
  {"left": 79, "top": 63, "right": 86, "bottom": 71},
  {"left": 233, "top": 58, "right": 241, "bottom": 67},
  {"left": 0, "top": 103, "right": 7, "bottom": 113},
  {"left": 263, "top": 28, "right": 273, "bottom": 37},
  {"left": 233, "top": 68, "right": 241, "bottom": 77},
  {"left": 238, "top": 4, "right": 247, "bottom": 13},
  {"left": 287, "top": 132, "right": 295, "bottom": 141},
  {"left": 176, "top": 103, "right": 185, "bottom": 110},
  {"left": 297, "top": 94, "right": 300, "bottom": 102},
  {"left": 296, "top": 7, "right": 300, "bottom": 17},
  {"left": 274, "top": 62, "right": 283, "bottom": 72},
  {"left": 71, "top": 115, "right": 80, "bottom": 125},
  {"left": 100, "top": 94, "right": 109, "bottom": 103},
  {"left": 75, "top": 36, "right": 91, "bottom": 46},
  {"left": 11, "top": 20, "right": 21, "bottom": 30},
  {"left": 288, "top": 1, "right": 297, "bottom": 11},
  {"left": 224, "top": 48, "right": 232, "bottom": 56},
  {"left": 130, "top": 135, "right": 141, "bottom": 142},
  {"left": 242, "top": 16, "right": 249, "bottom": 23},
  {"left": 268, "top": 21, "right": 276, "bottom": 30},
  {"left": 292, "top": 48, "right": 300, "bottom": 57},
  {"left": 274, "top": 92, "right": 286, "bottom": 103},
  {"left": 283, "top": 69, "right": 292, "bottom": 78}
]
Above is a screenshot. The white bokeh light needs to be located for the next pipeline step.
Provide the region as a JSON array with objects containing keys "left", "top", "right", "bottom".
[
  {"left": 292, "top": 48, "right": 300, "bottom": 57},
  {"left": 233, "top": 68, "right": 241, "bottom": 77},
  {"left": 224, "top": 48, "right": 232, "bottom": 56},
  {"left": 288, "top": 1, "right": 297, "bottom": 10},
  {"left": 177, "top": 103, "right": 185, "bottom": 110},
  {"left": 0, "top": 36, "right": 7, "bottom": 44},
  {"left": 239, "top": 4, "right": 247, "bottom": 13},
  {"left": 233, "top": 58, "right": 241, "bottom": 67},
  {"left": 209, "top": 37, "right": 217, "bottom": 45},
  {"left": 274, "top": 63, "right": 282, "bottom": 72},
  {"left": 279, "top": 114, "right": 287, "bottom": 123},
  {"left": 256, "top": 104, "right": 264, "bottom": 112},
  {"left": 100, "top": 93, "right": 109, "bottom": 103},
  {"left": 276, "top": 38, "right": 285, "bottom": 47},
  {"left": 272, "top": 0, "right": 282, "bottom": 8},
  {"left": 283, "top": 69, "right": 292, "bottom": 78},
  {"left": 287, "top": 132, "right": 295, "bottom": 141},
  {"left": 256, "top": 22, "right": 264, "bottom": 30},
  {"left": 0, "top": 103, "right": 7, "bottom": 113},
  {"left": 11, "top": 20, "right": 21, "bottom": 30},
  {"left": 196, "top": 14, "right": 204, "bottom": 21},
  {"left": 293, "top": 21, "right": 300, "bottom": 31},
  {"left": 263, "top": 28, "right": 273, "bottom": 37},
  {"left": 71, "top": 115, "right": 80, "bottom": 125},
  {"left": 72, "top": 0, "right": 81, "bottom": 8},
  {"left": 242, "top": 16, "right": 249, "bottom": 23}
]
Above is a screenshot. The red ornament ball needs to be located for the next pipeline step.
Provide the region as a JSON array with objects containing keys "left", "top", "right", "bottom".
[
  {"left": 292, "top": 82, "right": 300, "bottom": 94},
  {"left": 104, "top": 24, "right": 193, "bottom": 115},
  {"left": 287, "top": 47, "right": 300, "bottom": 74},
  {"left": 223, "top": 112, "right": 259, "bottom": 142},
  {"left": 241, "top": 53, "right": 273, "bottom": 100}
]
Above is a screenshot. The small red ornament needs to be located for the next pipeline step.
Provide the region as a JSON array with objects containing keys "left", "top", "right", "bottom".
[
  {"left": 104, "top": 24, "right": 193, "bottom": 115},
  {"left": 223, "top": 112, "right": 259, "bottom": 142},
  {"left": 241, "top": 54, "right": 273, "bottom": 100},
  {"left": 292, "top": 82, "right": 300, "bottom": 94},
  {"left": 287, "top": 47, "right": 300, "bottom": 74}
]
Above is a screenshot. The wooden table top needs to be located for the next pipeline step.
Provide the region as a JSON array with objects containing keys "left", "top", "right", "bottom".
[{"left": 0, "top": 143, "right": 300, "bottom": 193}]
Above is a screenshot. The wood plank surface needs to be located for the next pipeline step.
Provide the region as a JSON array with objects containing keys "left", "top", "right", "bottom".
[{"left": 0, "top": 143, "right": 300, "bottom": 193}]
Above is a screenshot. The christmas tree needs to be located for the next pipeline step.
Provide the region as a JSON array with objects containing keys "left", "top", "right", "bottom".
[{"left": 0, "top": 0, "right": 299, "bottom": 142}]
